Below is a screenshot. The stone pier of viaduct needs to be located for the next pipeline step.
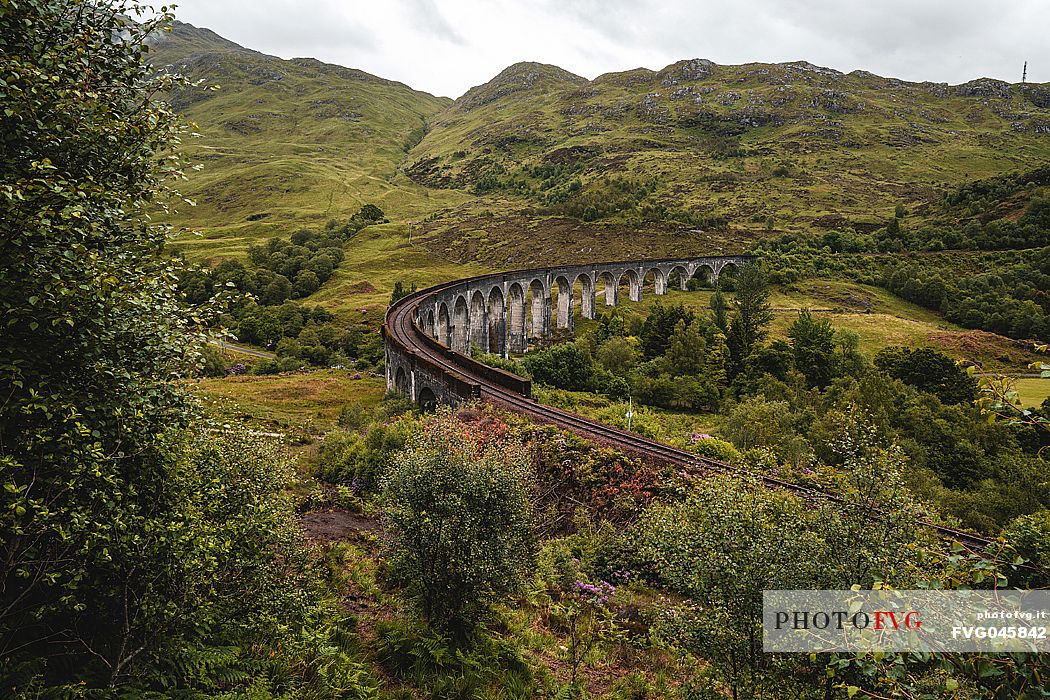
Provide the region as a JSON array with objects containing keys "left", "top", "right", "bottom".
[{"left": 385, "top": 254, "right": 754, "bottom": 405}]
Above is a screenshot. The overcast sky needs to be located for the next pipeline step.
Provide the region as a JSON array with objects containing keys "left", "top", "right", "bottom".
[{"left": 167, "top": 0, "right": 1047, "bottom": 98}]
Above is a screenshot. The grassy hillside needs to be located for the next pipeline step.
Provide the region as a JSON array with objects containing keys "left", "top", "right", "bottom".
[
  {"left": 148, "top": 21, "right": 474, "bottom": 261},
  {"left": 153, "top": 22, "right": 1048, "bottom": 374},
  {"left": 405, "top": 60, "right": 1050, "bottom": 263}
]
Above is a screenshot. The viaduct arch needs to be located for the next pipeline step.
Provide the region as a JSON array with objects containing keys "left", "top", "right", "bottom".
[{"left": 384, "top": 254, "right": 752, "bottom": 407}]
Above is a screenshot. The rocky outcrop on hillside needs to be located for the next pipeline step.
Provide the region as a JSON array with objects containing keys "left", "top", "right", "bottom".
[{"left": 456, "top": 62, "right": 587, "bottom": 112}]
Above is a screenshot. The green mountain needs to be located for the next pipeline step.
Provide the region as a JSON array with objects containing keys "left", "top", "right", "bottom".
[
  {"left": 406, "top": 59, "right": 1050, "bottom": 263},
  {"left": 147, "top": 21, "right": 469, "bottom": 260},
  {"left": 153, "top": 21, "right": 1050, "bottom": 268}
]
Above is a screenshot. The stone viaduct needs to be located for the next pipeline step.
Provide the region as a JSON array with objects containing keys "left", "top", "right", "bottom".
[{"left": 384, "top": 255, "right": 754, "bottom": 407}]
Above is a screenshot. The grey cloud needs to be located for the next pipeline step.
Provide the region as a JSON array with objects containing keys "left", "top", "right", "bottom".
[
  {"left": 173, "top": 0, "right": 376, "bottom": 55},
  {"left": 168, "top": 0, "right": 1050, "bottom": 96},
  {"left": 235, "top": 1, "right": 375, "bottom": 55},
  {"left": 402, "top": 0, "right": 464, "bottom": 44},
  {"left": 548, "top": 0, "right": 655, "bottom": 43}
]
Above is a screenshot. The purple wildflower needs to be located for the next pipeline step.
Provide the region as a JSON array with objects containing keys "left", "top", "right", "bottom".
[{"left": 572, "top": 579, "right": 615, "bottom": 604}]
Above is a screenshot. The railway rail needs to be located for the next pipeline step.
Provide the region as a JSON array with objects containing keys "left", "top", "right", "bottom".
[{"left": 384, "top": 272, "right": 995, "bottom": 552}]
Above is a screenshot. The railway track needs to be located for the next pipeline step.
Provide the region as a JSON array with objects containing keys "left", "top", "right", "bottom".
[{"left": 385, "top": 276, "right": 995, "bottom": 552}]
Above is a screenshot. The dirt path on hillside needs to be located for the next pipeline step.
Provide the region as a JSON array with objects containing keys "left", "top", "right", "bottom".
[{"left": 299, "top": 509, "right": 381, "bottom": 542}]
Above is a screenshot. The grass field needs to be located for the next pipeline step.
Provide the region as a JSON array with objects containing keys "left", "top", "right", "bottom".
[
  {"left": 190, "top": 370, "right": 387, "bottom": 434},
  {"left": 308, "top": 224, "right": 485, "bottom": 319},
  {"left": 151, "top": 21, "right": 476, "bottom": 261},
  {"left": 403, "top": 60, "right": 1050, "bottom": 258},
  {"left": 1014, "top": 377, "right": 1050, "bottom": 409}
]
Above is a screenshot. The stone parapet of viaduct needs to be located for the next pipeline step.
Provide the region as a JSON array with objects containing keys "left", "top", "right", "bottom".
[{"left": 384, "top": 254, "right": 754, "bottom": 407}]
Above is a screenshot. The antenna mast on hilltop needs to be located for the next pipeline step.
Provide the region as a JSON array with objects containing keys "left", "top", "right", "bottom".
[{"left": 1022, "top": 61, "right": 1027, "bottom": 84}]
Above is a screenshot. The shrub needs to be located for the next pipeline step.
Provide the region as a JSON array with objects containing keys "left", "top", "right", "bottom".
[
  {"left": 595, "top": 336, "right": 638, "bottom": 375},
  {"left": 319, "top": 420, "right": 415, "bottom": 490},
  {"left": 788, "top": 309, "right": 836, "bottom": 388},
  {"left": 381, "top": 410, "right": 535, "bottom": 639},
  {"left": 685, "top": 435, "right": 744, "bottom": 464},
  {"left": 521, "top": 342, "right": 597, "bottom": 392},
  {"left": 1003, "top": 510, "right": 1050, "bottom": 587},
  {"left": 199, "top": 344, "right": 228, "bottom": 378}
]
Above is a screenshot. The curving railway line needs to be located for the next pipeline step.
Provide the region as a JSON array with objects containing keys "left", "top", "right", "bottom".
[{"left": 384, "top": 270, "right": 994, "bottom": 552}]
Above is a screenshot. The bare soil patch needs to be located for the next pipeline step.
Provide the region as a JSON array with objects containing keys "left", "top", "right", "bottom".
[{"left": 299, "top": 509, "right": 380, "bottom": 542}]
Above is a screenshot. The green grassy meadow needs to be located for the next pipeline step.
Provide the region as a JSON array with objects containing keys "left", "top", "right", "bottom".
[
  {"left": 191, "top": 369, "right": 387, "bottom": 433},
  {"left": 1015, "top": 377, "right": 1050, "bottom": 408}
]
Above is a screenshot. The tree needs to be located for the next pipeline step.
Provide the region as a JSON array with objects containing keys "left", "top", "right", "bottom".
[
  {"left": 521, "top": 342, "right": 597, "bottom": 391},
  {"left": 595, "top": 336, "right": 637, "bottom": 376},
  {"left": 834, "top": 329, "right": 866, "bottom": 378},
  {"left": 665, "top": 319, "right": 706, "bottom": 376},
  {"left": 721, "top": 396, "right": 795, "bottom": 451},
  {"left": 640, "top": 301, "right": 695, "bottom": 359},
  {"left": 389, "top": 279, "right": 416, "bottom": 305},
  {"left": 594, "top": 309, "right": 628, "bottom": 341},
  {"left": 710, "top": 287, "right": 729, "bottom": 332},
  {"left": 633, "top": 469, "right": 921, "bottom": 699},
  {"left": 0, "top": 0, "right": 205, "bottom": 683},
  {"left": 726, "top": 264, "right": 774, "bottom": 373},
  {"left": 357, "top": 203, "right": 386, "bottom": 222},
  {"left": 294, "top": 268, "right": 321, "bottom": 296},
  {"left": 634, "top": 412, "right": 929, "bottom": 699},
  {"left": 1, "top": 6, "right": 373, "bottom": 693},
  {"left": 706, "top": 331, "right": 730, "bottom": 387},
  {"left": 746, "top": 339, "right": 794, "bottom": 382},
  {"left": 788, "top": 309, "right": 836, "bottom": 387},
  {"left": 1003, "top": 510, "right": 1050, "bottom": 587},
  {"left": 381, "top": 410, "right": 534, "bottom": 640},
  {"left": 875, "top": 346, "right": 977, "bottom": 405}
]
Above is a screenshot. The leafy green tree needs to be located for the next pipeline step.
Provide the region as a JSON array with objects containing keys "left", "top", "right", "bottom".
[
  {"left": 640, "top": 301, "right": 695, "bottom": 359},
  {"left": 635, "top": 470, "right": 922, "bottom": 699},
  {"left": 381, "top": 410, "right": 534, "bottom": 640},
  {"left": 357, "top": 203, "right": 385, "bottom": 222},
  {"left": 726, "top": 264, "right": 774, "bottom": 374},
  {"left": 834, "top": 329, "right": 866, "bottom": 378},
  {"left": 721, "top": 396, "right": 796, "bottom": 451},
  {"left": 788, "top": 309, "right": 837, "bottom": 387},
  {"left": 1003, "top": 510, "right": 1050, "bottom": 587},
  {"left": 521, "top": 342, "right": 597, "bottom": 391},
  {"left": 294, "top": 268, "right": 321, "bottom": 296},
  {"left": 665, "top": 319, "right": 706, "bottom": 376},
  {"left": 706, "top": 331, "right": 730, "bottom": 387},
  {"left": 875, "top": 346, "right": 977, "bottom": 405},
  {"left": 744, "top": 339, "right": 795, "bottom": 383},
  {"left": 593, "top": 309, "right": 628, "bottom": 341},
  {"left": 389, "top": 279, "right": 417, "bottom": 305},
  {"left": 0, "top": 0, "right": 203, "bottom": 683},
  {"left": 710, "top": 287, "right": 729, "bottom": 332},
  {"left": 636, "top": 409, "right": 929, "bottom": 698},
  {"left": 0, "top": 5, "right": 379, "bottom": 694},
  {"left": 595, "top": 336, "right": 637, "bottom": 376}
]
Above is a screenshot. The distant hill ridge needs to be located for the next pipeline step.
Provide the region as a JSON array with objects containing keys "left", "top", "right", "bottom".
[
  {"left": 405, "top": 51, "right": 1050, "bottom": 246},
  {"left": 457, "top": 57, "right": 1049, "bottom": 109}
]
